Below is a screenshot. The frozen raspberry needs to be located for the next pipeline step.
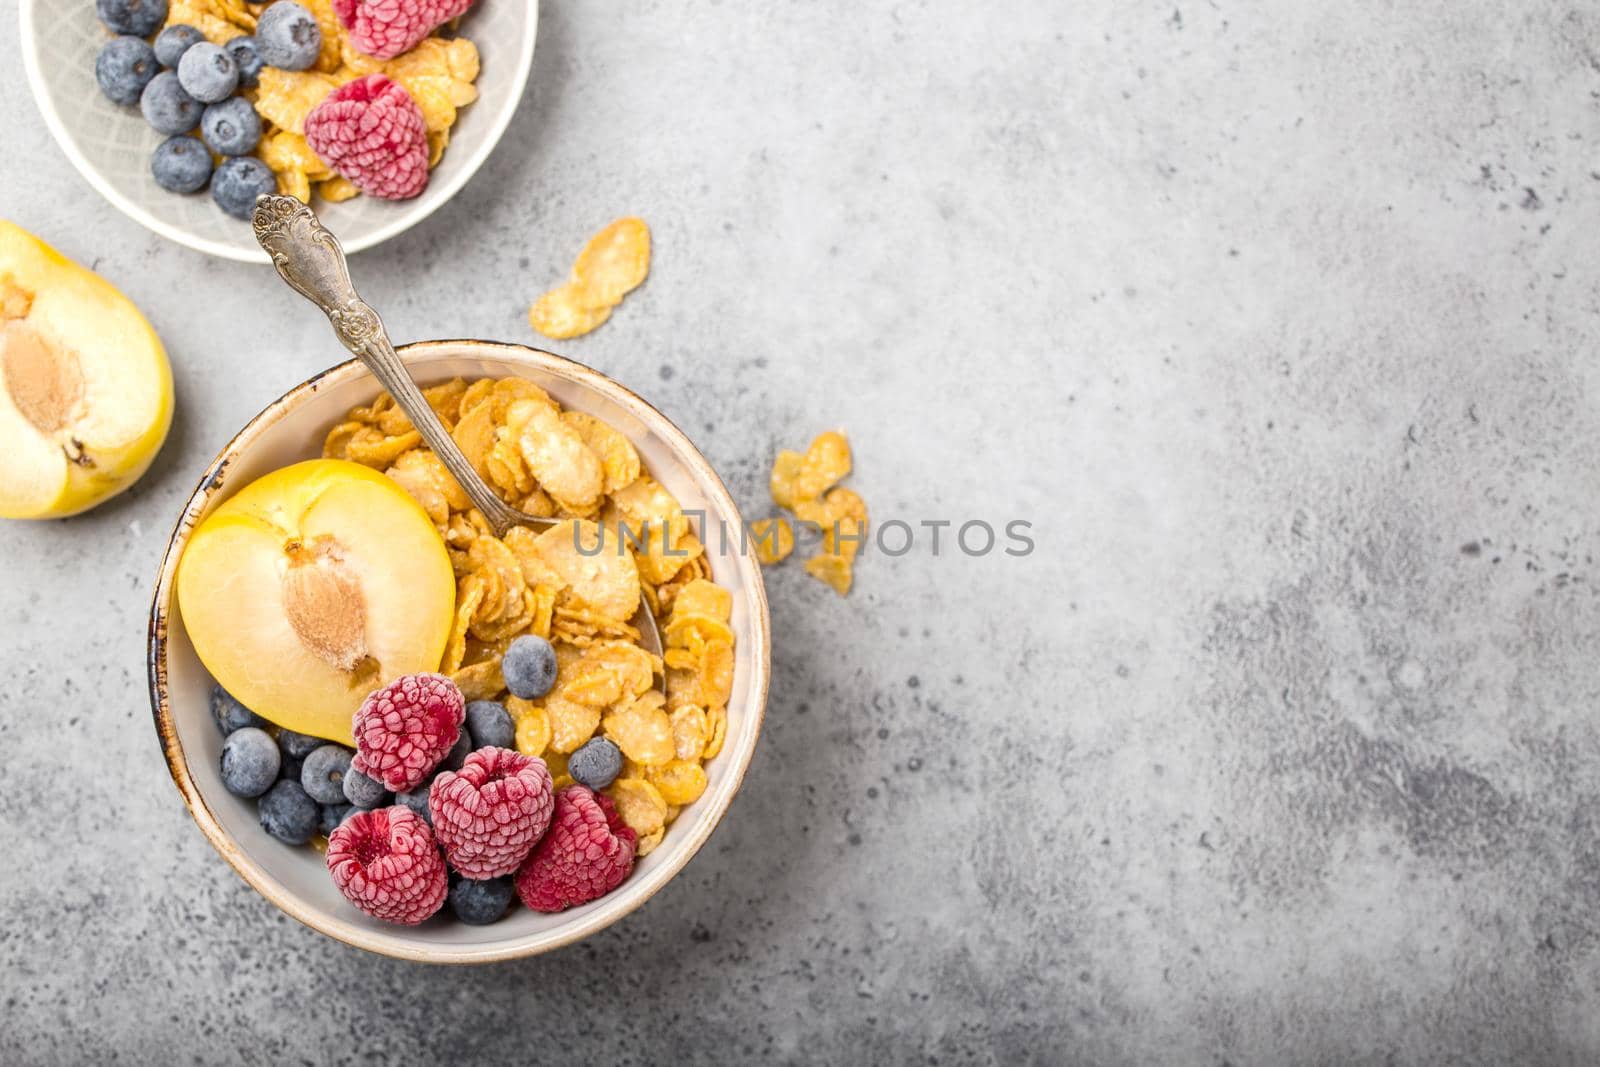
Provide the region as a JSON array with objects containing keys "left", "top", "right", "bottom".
[
  {"left": 326, "top": 806, "right": 448, "bottom": 925},
  {"left": 331, "top": 0, "right": 475, "bottom": 61},
  {"left": 515, "top": 786, "right": 636, "bottom": 913},
  {"left": 350, "top": 673, "right": 464, "bottom": 793},
  {"left": 303, "top": 75, "right": 429, "bottom": 201},
  {"left": 429, "top": 747, "right": 554, "bottom": 879}
]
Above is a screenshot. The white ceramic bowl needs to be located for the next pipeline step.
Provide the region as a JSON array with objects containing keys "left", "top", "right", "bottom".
[
  {"left": 148, "top": 340, "right": 770, "bottom": 962},
  {"left": 20, "top": 0, "right": 537, "bottom": 263}
]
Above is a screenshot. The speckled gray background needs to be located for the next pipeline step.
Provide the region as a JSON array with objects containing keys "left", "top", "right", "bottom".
[{"left": 4, "top": 1, "right": 1599, "bottom": 1063}]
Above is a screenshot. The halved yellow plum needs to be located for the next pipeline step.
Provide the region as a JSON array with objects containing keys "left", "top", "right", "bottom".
[
  {"left": 0, "top": 220, "right": 173, "bottom": 519},
  {"left": 176, "top": 459, "right": 457, "bottom": 743}
]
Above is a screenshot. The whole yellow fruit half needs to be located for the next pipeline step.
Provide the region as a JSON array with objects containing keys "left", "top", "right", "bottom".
[
  {"left": 176, "top": 459, "right": 458, "bottom": 744},
  {"left": 0, "top": 221, "right": 173, "bottom": 519}
]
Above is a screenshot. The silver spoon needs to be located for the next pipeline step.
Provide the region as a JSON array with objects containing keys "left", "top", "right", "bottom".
[{"left": 250, "top": 194, "right": 666, "bottom": 680}]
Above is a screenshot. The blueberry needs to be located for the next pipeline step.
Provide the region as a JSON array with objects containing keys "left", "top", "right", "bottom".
[
  {"left": 140, "top": 72, "right": 200, "bottom": 135},
  {"left": 210, "top": 156, "right": 275, "bottom": 219},
  {"left": 318, "top": 803, "right": 354, "bottom": 837},
  {"left": 209, "top": 684, "right": 266, "bottom": 735},
  {"left": 449, "top": 877, "right": 515, "bottom": 925},
  {"left": 259, "top": 780, "right": 319, "bottom": 844},
  {"left": 503, "top": 635, "right": 558, "bottom": 699},
  {"left": 153, "top": 24, "right": 204, "bottom": 68},
  {"left": 177, "top": 42, "right": 237, "bottom": 103},
  {"left": 200, "top": 96, "right": 261, "bottom": 156},
  {"left": 300, "top": 744, "right": 354, "bottom": 804},
  {"left": 439, "top": 729, "right": 473, "bottom": 772},
  {"left": 224, "top": 36, "right": 264, "bottom": 88},
  {"left": 95, "top": 36, "right": 158, "bottom": 106},
  {"left": 276, "top": 729, "right": 322, "bottom": 782},
  {"left": 396, "top": 779, "right": 435, "bottom": 826},
  {"left": 151, "top": 135, "right": 213, "bottom": 193},
  {"left": 97, "top": 0, "right": 167, "bottom": 36},
  {"left": 341, "top": 766, "right": 389, "bottom": 808},
  {"left": 220, "top": 726, "right": 280, "bottom": 797},
  {"left": 569, "top": 737, "right": 623, "bottom": 791},
  {"left": 256, "top": 2, "right": 321, "bottom": 71},
  {"left": 464, "top": 700, "right": 516, "bottom": 750},
  {"left": 277, "top": 729, "right": 325, "bottom": 760}
]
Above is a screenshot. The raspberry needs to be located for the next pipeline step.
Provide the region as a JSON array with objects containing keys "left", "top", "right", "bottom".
[
  {"left": 515, "top": 786, "right": 636, "bottom": 913},
  {"left": 326, "top": 806, "right": 448, "bottom": 925},
  {"left": 303, "top": 75, "right": 429, "bottom": 201},
  {"left": 331, "top": 0, "right": 475, "bottom": 61},
  {"left": 429, "top": 747, "right": 554, "bottom": 879},
  {"left": 350, "top": 673, "right": 464, "bottom": 793}
]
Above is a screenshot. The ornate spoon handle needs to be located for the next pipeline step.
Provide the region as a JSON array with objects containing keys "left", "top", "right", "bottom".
[{"left": 251, "top": 195, "right": 533, "bottom": 537}]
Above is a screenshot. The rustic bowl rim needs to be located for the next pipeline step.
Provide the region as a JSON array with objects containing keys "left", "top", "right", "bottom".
[{"left": 147, "top": 339, "right": 771, "bottom": 963}]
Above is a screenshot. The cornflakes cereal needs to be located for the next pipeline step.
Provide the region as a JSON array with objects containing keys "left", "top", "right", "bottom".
[
  {"left": 546, "top": 692, "right": 602, "bottom": 754},
  {"left": 384, "top": 39, "right": 481, "bottom": 133},
  {"left": 797, "top": 486, "right": 868, "bottom": 562},
  {"left": 697, "top": 639, "right": 735, "bottom": 710},
  {"left": 255, "top": 68, "right": 341, "bottom": 135},
  {"left": 562, "top": 642, "right": 659, "bottom": 706},
  {"left": 670, "top": 705, "right": 708, "bottom": 761},
  {"left": 671, "top": 579, "right": 732, "bottom": 622},
  {"left": 647, "top": 760, "right": 707, "bottom": 806},
  {"left": 259, "top": 130, "right": 328, "bottom": 178},
  {"left": 748, "top": 517, "right": 795, "bottom": 565},
  {"left": 795, "top": 431, "right": 851, "bottom": 502},
  {"left": 527, "top": 520, "right": 642, "bottom": 622},
  {"left": 528, "top": 283, "right": 613, "bottom": 341},
  {"left": 491, "top": 378, "right": 555, "bottom": 422},
  {"left": 511, "top": 400, "right": 604, "bottom": 511},
  {"left": 509, "top": 696, "right": 551, "bottom": 757},
  {"left": 528, "top": 219, "right": 652, "bottom": 341},
  {"left": 449, "top": 658, "right": 505, "bottom": 701},
  {"left": 387, "top": 448, "right": 469, "bottom": 525},
  {"left": 636, "top": 524, "right": 704, "bottom": 588},
  {"left": 165, "top": 0, "right": 250, "bottom": 45},
  {"left": 760, "top": 429, "right": 867, "bottom": 596},
  {"left": 442, "top": 573, "right": 485, "bottom": 673},
  {"left": 551, "top": 603, "right": 640, "bottom": 647},
  {"left": 345, "top": 427, "right": 422, "bottom": 468},
  {"left": 422, "top": 378, "right": 469, "bottom": 426},
  {"left": 486, "top": 431, "right": 531, "bottom": 497},
  {"left": 663, "top": 666, "right": 697, "bottom": 713},
  {"left": 602, "top": 697, "right": 675, "bottom": 766},
  {"left": 769, "top": 450, "right": 805, "bottom": 511},
  {"left": 467, "top": 535, "right": 525, "bottom": 618},
  {"left": 804, "top": 553, "right": 853, "bottom": 596},
  {"left": 322, "top": 376, "right": 737, "bottom": 865},
  {"left": 702, "top": 705, "right": 727, "bottom": 760},
  {"left": 607, "top": 778, "right": 668, "bottom": 838},
  {"left": 572, "top": 218, "right": 651, "bottom": 306},
  {"left": 562, "top": 412, "right": 641, "bottom": 495},
  {"left": 635, "top": 827, "right": 665, "bottom": 857},
  {"left": 277, "top": 167, "right": 312, "bottom": 203},
  {"left": 456, "top": 376, "right": 492, "bottom": 412},
  {"left": 663, "top": 612, "right": 736, "bottom": 651}
]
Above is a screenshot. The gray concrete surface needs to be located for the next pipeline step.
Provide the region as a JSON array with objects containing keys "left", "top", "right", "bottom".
[{"left": 3, "top": 1, "right": 1599, "bottom": 1063}]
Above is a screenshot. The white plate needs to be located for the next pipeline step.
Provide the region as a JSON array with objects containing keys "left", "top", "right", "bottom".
[{"left": 19, "top": 0, "right": 536, "bottom": 262}]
